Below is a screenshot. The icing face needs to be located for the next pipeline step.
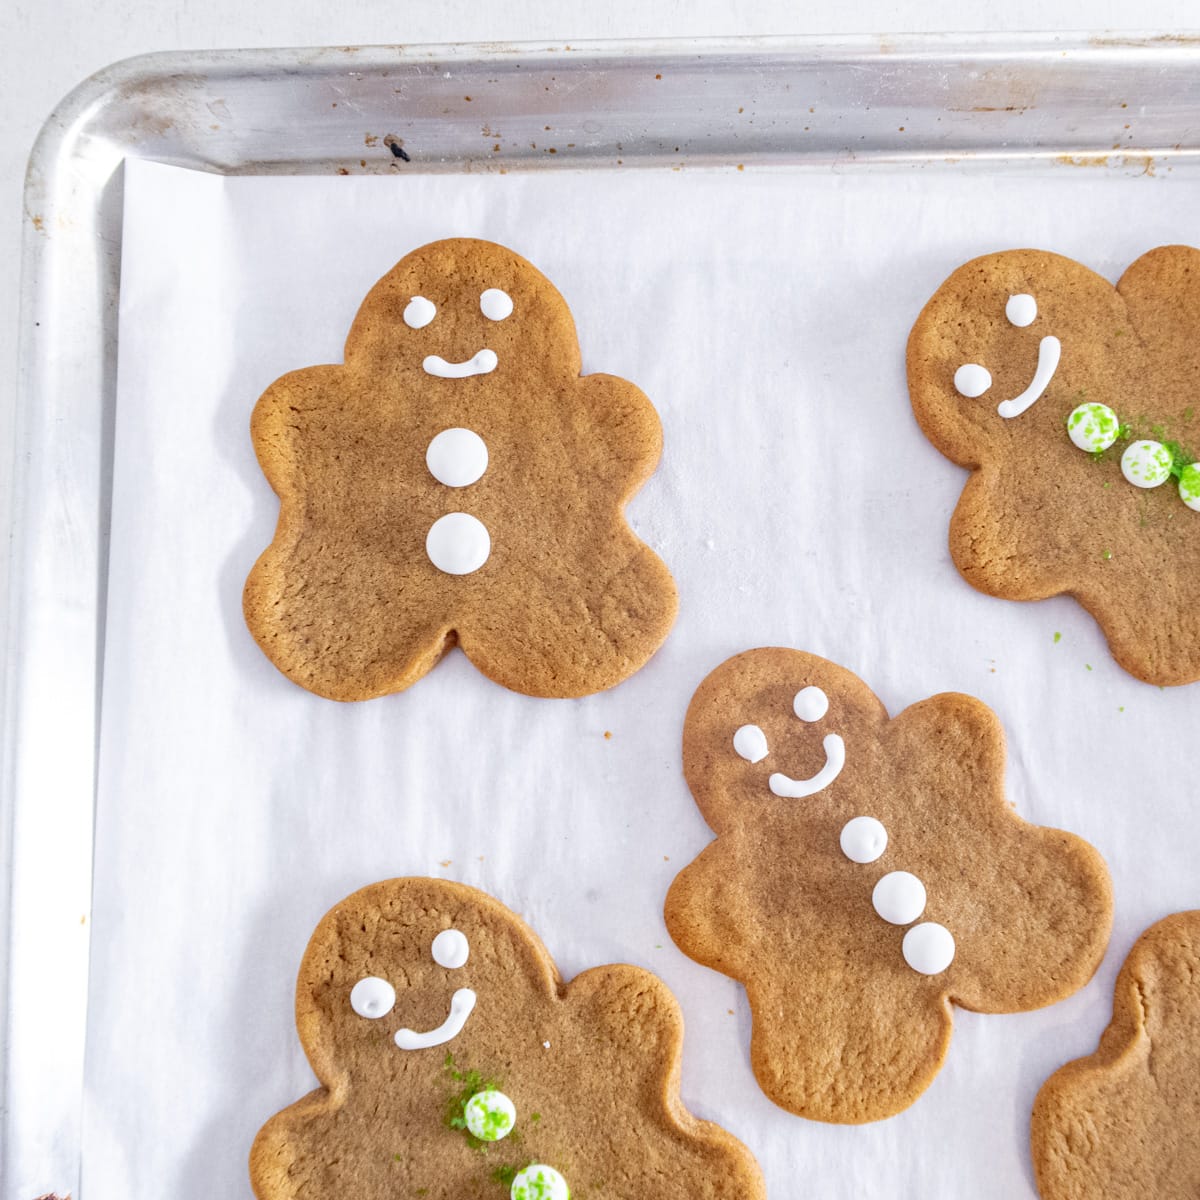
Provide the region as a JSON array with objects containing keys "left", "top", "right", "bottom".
[
  {"left": 953, "top": 292, "right": 1062, "bottom": 419},
  {"left": 730, "top": 685, "right": 847, "bottom": 799},
  {"left": 404, "top": 283, "right": 514, "bottom": 377},
  {"left": 350, "top": 926, "right": 477, "bottom": 1052}
]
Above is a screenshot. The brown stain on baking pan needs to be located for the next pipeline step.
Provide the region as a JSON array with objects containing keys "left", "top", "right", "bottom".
[{"left": 1055, "top": 152, "right": 1157, "bottom": 175}]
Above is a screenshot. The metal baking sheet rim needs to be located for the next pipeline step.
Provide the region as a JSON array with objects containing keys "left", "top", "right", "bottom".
[{"left": 6, "top": 32, "right": 1200, "bottom": 1199}]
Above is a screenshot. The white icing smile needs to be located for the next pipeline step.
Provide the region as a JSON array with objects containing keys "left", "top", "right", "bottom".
[
  {"left": 769, "top": 733, "right": 846, "bottom": 798},
  {"left": 422, "top": 349, "right": 498, "bottom": 378},
  {"left": 395, "top": 987, "right": 477, "bottom": 1050},
  {"left": 996, "top": 335, "right": 1061, "bottom": 419},
  {"left": 732, "top": 686, "right": 846, "bottom": 799}
]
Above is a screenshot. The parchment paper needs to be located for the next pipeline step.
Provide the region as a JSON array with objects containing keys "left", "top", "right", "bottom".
[{"left": 86, "top": 157, "right": 1200, "bottom": 1198}]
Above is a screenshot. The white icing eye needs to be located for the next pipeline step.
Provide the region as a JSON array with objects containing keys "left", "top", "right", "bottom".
[
  {"left": 793, "top": 686, "right": 829, "bottom": 722},
  {"left": 903, "top": 922, "right": 956, "bottom": 975},
  {"left": 1006, "top": 293, "right": 1037, "bottom": 327},
  {"left": 733, "top": 724, "right": 768, "bottom": 763},
  {"left": 404, "top": 296, "right": 436, "bottom": 329},
  {"left": 480, "top": 288, "right": 513, "bottom": 321},
  {"left": 954, "top": 363, "right": 992, "bottom": 398},
  {"left": 431, "top": 928, "right": 470, "bottom": 969},
  {"left": 872, "top": 871, "right": 927, "bottom": 925},
  {"left": 350, "top": 976, "right": 396, "bottom": 1019}
]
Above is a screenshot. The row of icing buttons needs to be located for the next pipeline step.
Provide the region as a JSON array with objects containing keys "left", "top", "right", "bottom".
[
  {"left": 839, "top": 817, "right": 956, "bottom": 976},
  {"left": 424, "top": 428, "right": 491, "bottom": 574}
]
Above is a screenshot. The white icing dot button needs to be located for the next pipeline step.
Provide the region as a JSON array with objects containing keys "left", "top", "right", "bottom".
[
  {"left": 954, "top": 363, "right": 992, "bottom": 399},
  {"left": 404, "top": 296, "right": 436, "bottom": 329},
  {"left": 793, "top": 686, "right": 829, "bottom": 722},
  {"left": 872, "top": 871, "right": 927, "bottom": 926},
  {"left": 426, "top": 428, "right": 489, "bottom": 487},
  {"left": 431, "top": 928, "right": 470, "bottom": 969},
  {"left": 1179, "top": 462, "right": 1200, "bottom": 512},
  {"left": 480, "top": 287, "right": 514, "bottom": 321},
  {"left": 463, "top": 1089, "right": 516, "bottom": 1141},
  {"left": 1066, "top": 403, "right": 1120, "bottom": 453},
  {"left": 349, "top": 976, "right": 396, "bottom": 1019},
  {"left": 840, "top": 816, "right": 888, "bottom": 865},
  {"left": 511, "top": 1164, "right": 569, "bottom": 1200},
  {"left": 903, "top": 922, "right": 956, "bottom": 975},
  {"left": 1005, "top": 293, "right": 1038, "bottom": 327},
  {"left": 426, "top": 513, "right": 490, "bottom": 575},
  {"left": 733, "top": 724, "right": 769, "bottom": 763},
  {"left": 1121, "top": 440, "right": 1173, "bottom": 488}
]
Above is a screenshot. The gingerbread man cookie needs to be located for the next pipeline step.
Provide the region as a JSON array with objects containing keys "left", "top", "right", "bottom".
[
  {"left": 251, "top": 878, "right": 765, "bottom": 1200},
  {"left": 908, "top": 246, "right": 1200, "bottom": 687},
  {"left": 1032, "top": 910, "right": 1200, "bottom": 1199},
  {"left": 664, "top": 647, "right": 1113, "bottom": 1123},
  {"left": 244, "top": 238, "right": 677, "bottom": 700}
]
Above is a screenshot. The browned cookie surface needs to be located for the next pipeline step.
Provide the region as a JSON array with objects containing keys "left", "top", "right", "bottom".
[
  {"left": 251, "top": 878, "right": 765, "bottom": 1200},
  {"left": 244, "top": 238, "right": 677, "bottom": 700},
  {"left": 1032, "top": 910, "right": 1200, "bottom": 1199},
  {"left": 664, "top": 647, "right": 1113, "bottom": 1124},
  {"left": 907, "top": 246, "right": 1200, "bottom": 686}
]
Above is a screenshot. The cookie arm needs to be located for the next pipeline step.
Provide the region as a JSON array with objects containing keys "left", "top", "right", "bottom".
[
  {"left": 1031, "top": 912, "right": 1200, "bottom": 1199},
  {"left": 249, "top": 1087, "right": 340, "bottom": 1200},
  {"left": 575, "top": 373, "right": 664, "bottom": 498},
  {"left": 563, "top": 964, "right": 767, "bottom": 1198},
  {"left": 889, "top": 695, "right": 1113, "bottom": 1014}
]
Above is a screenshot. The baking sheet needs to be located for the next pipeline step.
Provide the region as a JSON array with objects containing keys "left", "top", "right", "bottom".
[{"left": 87, "top": 157, "right": 1199, "bottom": 1199}]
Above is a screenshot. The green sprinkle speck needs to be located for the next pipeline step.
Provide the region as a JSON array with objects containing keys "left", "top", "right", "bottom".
[
  {"left": 1119, "top": 706, "right": 1125, "bottom": 712},
  {"left": 1053, "top": 632, "right": 1061, "bottom": 644},
  {"left": 530, "top": 1112, "right": 542, "bottom": 1123},
  {"left": 1086, "top": 664, "right": 1093, "bottom": 671},
  {"left": 1102, "top": 549, "right": 1112, "bottom": 561}
]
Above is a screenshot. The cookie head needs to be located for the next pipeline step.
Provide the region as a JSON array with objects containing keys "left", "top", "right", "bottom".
[
  {"left": 295, "top": 878, "right": 554, "bottom": 1079},
  {"left": 685, "top": 648, "right": 886, "bottom": 834},
  {"left": 908, "top": 249, "right": 1133, "bottom": 467},
  {"left": 345, "top": 238, "right": 581, "bottom": 382}
]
